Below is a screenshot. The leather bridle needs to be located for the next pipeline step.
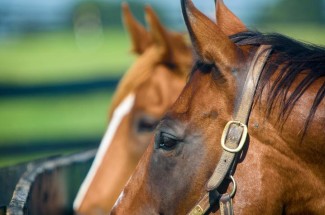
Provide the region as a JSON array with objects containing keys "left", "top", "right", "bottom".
[{"left": 187, "top": 45, "right": 272, "bottom": 215}]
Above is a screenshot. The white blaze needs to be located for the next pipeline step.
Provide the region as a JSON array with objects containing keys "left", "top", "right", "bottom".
[
  {"left": 113, "top": 191, "right": 125, "bottom": 209},
  {"left": 73, "top": 94, "right": 136, "bottom": 210}
]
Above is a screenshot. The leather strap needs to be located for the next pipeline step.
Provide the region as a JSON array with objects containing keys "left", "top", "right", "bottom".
[
  {"left": 206, "top": 45, "right": 272, "bottom": 190},
  {"left": 187, "top": 45, "right": 272, "bottom": 215},
  {"left": 188, "top": 194, "right": 210, "bottom": 215},
  {"left": 188, "top": 191, "right": 222, "bottom": 215},
  {"left": 220, "top": 194, "right": 234, "bottom": 215},
  {"left": 207, "top": 124, "right": 244, "bottom": 190}
]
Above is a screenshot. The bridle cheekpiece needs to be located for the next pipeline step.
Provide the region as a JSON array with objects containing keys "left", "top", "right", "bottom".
[{"left": 188, "top": 45, "right": 272, "bottom": 215}]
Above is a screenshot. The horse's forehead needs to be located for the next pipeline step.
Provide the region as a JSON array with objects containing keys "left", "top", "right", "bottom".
[
  {"left": 128, "top": 45, "right": 165, "bottom": 74},
  {"left": 108, "top": 46, "right": 164, "bottom": 116},
  {"left": 110, "top": 38, "right": 190, "bottom": 118},
  {"left": 134, "top": 65, "right": 185, "bottom": 115}
]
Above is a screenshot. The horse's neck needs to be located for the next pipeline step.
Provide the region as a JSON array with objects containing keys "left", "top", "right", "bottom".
[{"left": 250, "top": 76, "right": 325, "bottom": 172}]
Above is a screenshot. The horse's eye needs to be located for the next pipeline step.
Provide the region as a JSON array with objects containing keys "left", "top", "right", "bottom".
[
  {"left": 159, "top": 132, "right": 178, "bottom": 150},
  {"left": 137, "top": 118, "right": 158, "bottom": 133}
]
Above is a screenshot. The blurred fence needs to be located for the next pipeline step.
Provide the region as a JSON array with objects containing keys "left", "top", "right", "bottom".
[
  {"left": 0, "top": 77, "right": 119, "bottom": 97},
  {"left": 2, "top": 149, "right": 96, "bottom": 215}
]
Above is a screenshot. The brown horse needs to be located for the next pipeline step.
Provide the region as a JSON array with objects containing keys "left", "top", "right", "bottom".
[
  {"left": 73, "top": 4, "right": 192, "bottom": 215},
  {"left": 112, "top": 0, "right": 325, "bottom": 214}
]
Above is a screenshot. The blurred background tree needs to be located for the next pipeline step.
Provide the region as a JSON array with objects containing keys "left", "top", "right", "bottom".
[{"left": 258, "top": 0, "right": 324, "bottom": 24}]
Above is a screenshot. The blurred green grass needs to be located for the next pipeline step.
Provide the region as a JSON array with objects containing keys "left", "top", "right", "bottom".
[
  {"left": 0, "top": 29, "right": 134, "bottom": 85},
  {"left": 0, "top": 25, "right": 323, "bottom": 86},
  {"left": 0, "top": 90, "right": 112, "bottom": 145},
  {"left": 0, "top": 29, "right": 129, "bottom": 166},
  {"left": 0, "top": 90, "right": 113, "bottom": 167},
  {"left": 259, "top": 24, "right": 325, "bottom": 45}
]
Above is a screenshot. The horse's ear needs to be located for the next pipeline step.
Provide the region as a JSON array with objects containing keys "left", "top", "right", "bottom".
[
  {"left": 145, "top": 5, "right": 172, "bottom": 60},
  {"left": 216, "top": 0, "right": 246, "bottom": 35},
  {"left": 181, "top": 0, "right": 241, "bottom": 70},
  {"left": 122, "top": 3, "right": 150, "bottom": 54}
]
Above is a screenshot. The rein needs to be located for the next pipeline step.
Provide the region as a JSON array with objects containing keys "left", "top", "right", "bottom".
[{"left": 188, "top": 45, "right": 272, "bottom": 215}]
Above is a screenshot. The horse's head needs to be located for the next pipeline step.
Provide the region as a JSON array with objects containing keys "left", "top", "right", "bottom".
[
  {"left": 111, "top": 0, "right": 249, "bottom": 214},
  {"left": 74, "top": 4, "right": 192, "bottom": 214},
  {"left": 112, "top": 0, "right": 325, "bottom": 214}
]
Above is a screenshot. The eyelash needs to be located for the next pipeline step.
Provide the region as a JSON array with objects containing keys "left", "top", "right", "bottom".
[
  {"left": 195, "top": 61, "right": 214, "bottom": 72},
  {"left": 190, "top": 61, "right": 218, "bottom": 78}
]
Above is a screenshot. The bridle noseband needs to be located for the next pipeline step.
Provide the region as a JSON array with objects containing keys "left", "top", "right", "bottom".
[{"left": 188, "top": 45, "right": 272, "bottom": 215}]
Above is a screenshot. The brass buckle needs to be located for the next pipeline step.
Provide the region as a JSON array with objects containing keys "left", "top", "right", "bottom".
[{"left": 221, "top": 120, "right": 248, "bottom": 153}]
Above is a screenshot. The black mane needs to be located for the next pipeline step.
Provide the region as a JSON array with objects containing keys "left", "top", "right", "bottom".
[{"left": 231, "top": 31, "right": 325, "bottom": 139}]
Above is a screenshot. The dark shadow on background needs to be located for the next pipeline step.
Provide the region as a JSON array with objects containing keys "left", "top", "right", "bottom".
[{"left": 0, "top": 76, "right": 121, "bottom": 97}]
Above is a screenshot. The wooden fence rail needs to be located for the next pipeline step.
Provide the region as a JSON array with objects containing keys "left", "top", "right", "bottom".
[{"left": 4, "top": 149, "right": 96, "bottom": 215}]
